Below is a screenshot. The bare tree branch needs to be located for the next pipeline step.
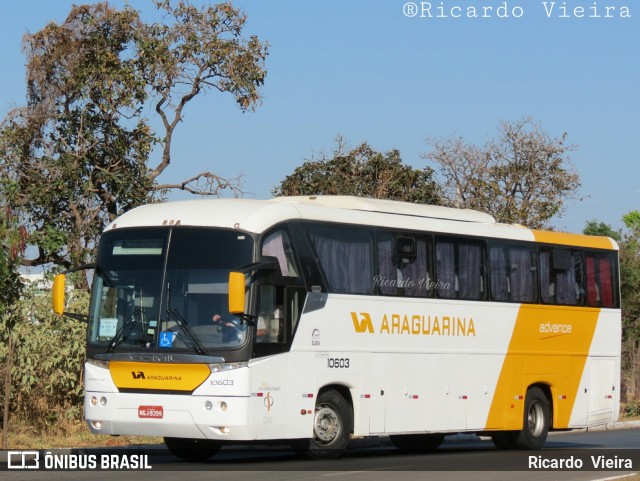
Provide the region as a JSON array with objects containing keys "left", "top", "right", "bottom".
[{"left": 154, "top": 171, "right": 245, "bottom": 197}]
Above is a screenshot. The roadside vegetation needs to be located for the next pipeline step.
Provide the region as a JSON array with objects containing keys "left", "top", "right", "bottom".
[{"left": 0, "top": 0, "right": 638, "bottom": 450}]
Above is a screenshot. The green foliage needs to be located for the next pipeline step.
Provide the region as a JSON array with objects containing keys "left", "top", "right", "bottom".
[
  {"left": 0, "top": 210, "right": 25, "bottom": 316},
  {"left": 273, "top": 139, "right": 442, "bottom": 205},
  {"left": 0, "top": 284, "right": 88, "bottom": 427},
  {"left": 597, "top": 211, "right": 640, "bottom": 399},
  {"left": 623, "top": 211, "right": 640, "bottom": 235},
  {"left": 624, "top": 397, "right": 640, "bottom": 417},
  {"left": 621, "top": 212, "right": 640, "bottom": 342},
  {"left": 0, "top": 0, "right": 268, "bottom": 273},
  {"left": 583, "top": 220, "right": 621, "bottom": 241}
]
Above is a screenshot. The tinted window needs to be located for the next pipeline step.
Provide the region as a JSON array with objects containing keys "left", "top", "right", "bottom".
[
  {"left": 489, "top": 243, "right": 537, "bottom": 303},
  {"left": 307, "top": 224, "right": 374, "bottom": 294},
  {"left": 377, "top": 232, "right": 432, "bottom": 297},
  {"left": 435, "top": 237, "right": 485, "bottom": 300}
]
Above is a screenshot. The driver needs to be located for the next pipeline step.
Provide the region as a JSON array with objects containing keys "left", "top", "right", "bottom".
[{"left": 212, "top": 314, "right": 242, "bottom": 343}]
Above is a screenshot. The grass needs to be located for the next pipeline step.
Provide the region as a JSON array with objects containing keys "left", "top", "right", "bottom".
[
  {"left": 4, "top": 414, "right": 640, "bottom": 451},
  {"left": 3, "top": 418, "right": 162, "bottom": 449}
]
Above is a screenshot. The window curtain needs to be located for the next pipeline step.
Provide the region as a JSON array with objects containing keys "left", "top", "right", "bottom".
[
  {"left": 436, "top": 241, "right": 456, "bottom": 298},
  {"left": 599, "top": 257, "right": 614, "bottom": 307},
  {"left": 510, "top": 247, "right": 534, "bottom": 303},
  {"left": 490, "top": 247, "right": 509, "bottom": 301},
  {"left": 310, "top": 227, "right": 374, "bottom": 294},
  {"left": 458, "top": 243, "right": 482, "bottom": 300},
  {"left": 539, "top": 251, "right": 553, "bottom": 303},
  {"left": 262, "top": 231, "right": 296, "bottom": 277}
]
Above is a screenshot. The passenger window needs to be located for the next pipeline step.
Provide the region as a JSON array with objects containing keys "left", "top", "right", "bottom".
[
  {"left": 307, "top": 224, "right": 374, "bottom": 294},
  {"left": 377, "top": 233, "right": 432, "bottom": 297},
  {"left": 586, "top": 251, "right": 617, "bottom": 308},
  {"left": 489, "top": 243, "right": 536, "bottom": 303},
  {"left": 539, "top": 247, "right": 584, "bottom": 305},
  {"left": 435, "top": 237, "right": 485, "bottom": 300},
  {"left": 262, "top": 230, "right": 299, "bottom": 277}
]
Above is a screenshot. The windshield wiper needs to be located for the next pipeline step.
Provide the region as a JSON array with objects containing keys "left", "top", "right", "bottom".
[
  {"left": 167, "top": 307, "right": 207, "bottom": 356},
  {"left": 106, "top": 308, "right": 142, "bottom": 353}
]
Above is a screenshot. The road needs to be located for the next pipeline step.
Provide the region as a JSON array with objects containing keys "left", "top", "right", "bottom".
[{"left": 2, "top": 427, "right": 640, "bottom": 481}]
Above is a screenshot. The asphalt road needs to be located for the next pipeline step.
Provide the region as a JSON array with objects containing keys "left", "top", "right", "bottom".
[{"left": 2, "top": 426, "right": 640, "bottom": 481}]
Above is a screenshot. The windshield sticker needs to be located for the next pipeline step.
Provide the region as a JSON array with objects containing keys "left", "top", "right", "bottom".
[
  {"left": 159, "top": 331, "right": 176, "bottom": 348},
  {"left": 99, "top": 318, "right": 118, "bottom": 338}
]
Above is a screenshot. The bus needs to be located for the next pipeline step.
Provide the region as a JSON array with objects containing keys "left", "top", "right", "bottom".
[{"left": 53, "top": 195, "right": 621, "bottom": 460}]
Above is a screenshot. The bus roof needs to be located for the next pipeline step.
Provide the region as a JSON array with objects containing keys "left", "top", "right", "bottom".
[{"left": 106, "top": 196, "right": 617, "bottom": 250}]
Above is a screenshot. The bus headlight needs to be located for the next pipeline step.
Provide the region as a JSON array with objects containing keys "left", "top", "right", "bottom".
[{"left": 208, "top": 362, "right": 247, "bottom": 373}]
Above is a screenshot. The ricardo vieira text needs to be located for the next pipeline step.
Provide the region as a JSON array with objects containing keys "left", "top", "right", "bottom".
[{"left": 410, "top": 2, "right": 631, "bottom": 19}]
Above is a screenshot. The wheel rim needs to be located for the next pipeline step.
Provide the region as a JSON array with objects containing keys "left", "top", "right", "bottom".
[
  {"left": 527, "top": 400, "right": 545, "bottom": 437},
  {"left": 314, "top": 404, "right": 341, "bottom": 443}
]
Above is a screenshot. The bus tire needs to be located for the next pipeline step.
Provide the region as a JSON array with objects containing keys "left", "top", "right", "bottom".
[
  {"left": 490, "top": 431, "right": 518, "bottom": 450},
  {"left": 389, "top": 433, "right": 445, "bottom": 452},
  {"left": 515, "top": 386, "right": 550, "bottom": 449},
  {"left": 164, "top": 437, "right": 221, "bottom": 461},
  {"left": 296, "top": 389, "right": 353, "bottom": 460}
]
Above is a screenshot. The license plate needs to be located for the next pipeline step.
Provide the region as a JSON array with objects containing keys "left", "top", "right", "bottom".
[{"left": 138, "top": 405, "right": 164, "bottom": 419}]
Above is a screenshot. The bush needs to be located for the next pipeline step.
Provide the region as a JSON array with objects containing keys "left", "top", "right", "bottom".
[
  {"left": 623, "top": 397, "right": 640, "bottom": 418},
  {"left": 0, "top": 283, "right": 88, "bottom": 429}
]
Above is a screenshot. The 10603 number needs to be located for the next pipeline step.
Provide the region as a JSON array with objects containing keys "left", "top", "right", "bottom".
[{"left": 327, "top": 358, "right": 350, "bottom": 368}]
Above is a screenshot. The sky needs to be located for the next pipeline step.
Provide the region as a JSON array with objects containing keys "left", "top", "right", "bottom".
[{"left": 0, "top": 0, "right": 638, "bottom": 234}]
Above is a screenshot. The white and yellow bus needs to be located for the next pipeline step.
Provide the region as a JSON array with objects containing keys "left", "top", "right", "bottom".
[{"left": 53, "top": 196, "right": 621, "bottom": 460}]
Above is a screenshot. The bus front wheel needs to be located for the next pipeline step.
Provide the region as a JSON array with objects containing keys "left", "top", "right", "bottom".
[
  {"left": 294, "top": 389, "right": 353, "bottom": 460},
  {"left": 164, "top": 437, "right": 221, "bottom": 461}
]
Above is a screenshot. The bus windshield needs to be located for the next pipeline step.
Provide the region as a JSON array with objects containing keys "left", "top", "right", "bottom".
[{"left": 88, "top": 227, "right": 254, "bottom": 353}]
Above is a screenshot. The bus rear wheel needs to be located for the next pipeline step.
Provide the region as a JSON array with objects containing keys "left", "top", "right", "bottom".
[
  {"left": 164, "top": 437, "right": 221, "bottom": 461},
  {"left": 515, "top": 387, "right": 550, "bottom": 449},
  {"left": 491, "top": 431, "right": 518, "bottom": 450},
  {"left": 294, "top": 389, "right": 353, "bottom": 460},
  {"left": 389, "top": 433, "right": 445, "bottom": 452},
  {"left": 491, "top": 387, "right": 550, "bottom": 450}
]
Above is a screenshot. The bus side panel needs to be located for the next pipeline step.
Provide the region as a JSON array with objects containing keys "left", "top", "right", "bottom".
[
  {"left": 247, "top": 353, "right": 314, "bottom": 440},
  {"left": 291, "top": 295, "right": 517, "bottom": 436},
  {"left": 569, "top": 308, "right": 621, "bottom": 428},
  {"left": 485, "top": 304, "right": 601, "bottom": 431}
]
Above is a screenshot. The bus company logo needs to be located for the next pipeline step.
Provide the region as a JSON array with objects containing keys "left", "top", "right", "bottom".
[
  {"left": 350, "top": 312, "right": 476, "bottom": 337},
  {"left": 539, "top": 322, "right": 572, "bottom": 336},
  {"left": 264, "top": 392, "right": 274, "bottom": 413},
  {"left": 130, "top": 371, "right": 182, "bottom": 382}
]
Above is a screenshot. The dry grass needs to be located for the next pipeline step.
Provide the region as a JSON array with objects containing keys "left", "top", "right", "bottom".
[
  {"left": 3, "top": 418, "right": 162, "bottom": 449},
  {"left": 4, "top": 414, "right": 640, "bottom": 451}
]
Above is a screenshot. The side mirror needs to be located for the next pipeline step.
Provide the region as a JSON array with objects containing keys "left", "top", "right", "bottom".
[
  {"left": 228, "top": 257, "right": 281, "bottom": 316},
  {"left": 228, "top": 272, "right": 246, "bottom": 315},
  {"left": 53, "top": 274, "right": 66, "bottom": 315}
]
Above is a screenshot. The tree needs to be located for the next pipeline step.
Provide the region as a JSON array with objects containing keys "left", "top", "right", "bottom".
[
  {"left": 422, "top": 118, "right": 580, "bottom": 229},
  {"left": 619, "top": 211, "right": 640, "bottom": 400},
  {"left": 0, "top": 1, "right": 268, "bottom": 274},
  {"left": 0, "top": 209, "right": 25, "bottom": 314},
  {"left": 0, "top": 206, "right": 25, "bottom": 448},
  {"left": 583, "top": 220, "right": 621, "bottom": 241},
  {"left": 273, "top": 138, "right": 442, "bottom": 205}
]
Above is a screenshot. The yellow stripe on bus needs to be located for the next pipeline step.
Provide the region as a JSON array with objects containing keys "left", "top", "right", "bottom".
[
  {"left": 485, "top": 304, "right": 601, "bottom": 430},
  {"left": 531, "top": 230, "right": 614, "bottom": 250},
  {"left": 109, "top": 362, "right": 210, "bottom": 392}
]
